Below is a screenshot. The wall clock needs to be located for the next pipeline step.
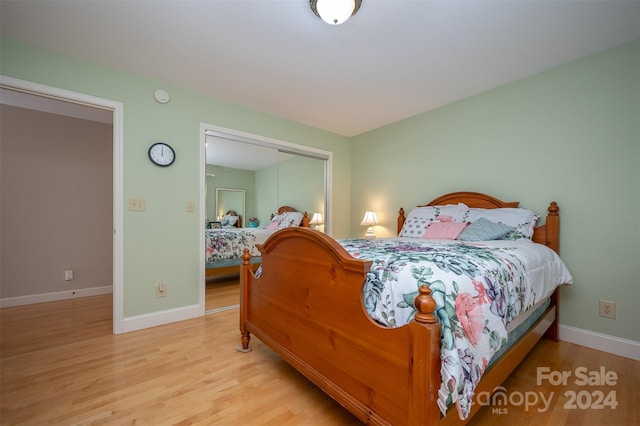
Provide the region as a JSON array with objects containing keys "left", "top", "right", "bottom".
[{"left": 148, "top": 142, "right": 175, "bottom": 167}]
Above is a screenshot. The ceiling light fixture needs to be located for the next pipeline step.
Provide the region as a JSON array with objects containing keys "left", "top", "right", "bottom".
[{"left": 310, "top": 0, "right": 362, "bottom": 25}]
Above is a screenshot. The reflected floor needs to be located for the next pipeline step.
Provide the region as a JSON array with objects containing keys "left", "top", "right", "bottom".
[{"left": 205, "top": 276, "right": 240, "bottom": 313}]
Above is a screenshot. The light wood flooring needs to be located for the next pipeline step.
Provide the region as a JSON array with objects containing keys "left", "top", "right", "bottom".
[
  {"left": 1, "top": 291, "right": 637, "bottom": 425},
  {"left": 206, "top": 277, "right": 241, "bottom": 312}
]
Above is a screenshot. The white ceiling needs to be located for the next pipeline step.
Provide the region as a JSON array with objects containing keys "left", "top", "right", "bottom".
[
  {"left": 1, "top": 1, "right": 638, "bottom": 137},
  {"left": 205, "top": 134, "right": 295, "bottom": 170}
]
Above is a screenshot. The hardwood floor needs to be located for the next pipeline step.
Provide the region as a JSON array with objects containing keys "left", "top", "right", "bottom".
[
  {"left": 206, "top": 277, "right": 240, "bottom": 312},
  {"left": 1, "top": 295, "right": 637, "bottom": 425}
]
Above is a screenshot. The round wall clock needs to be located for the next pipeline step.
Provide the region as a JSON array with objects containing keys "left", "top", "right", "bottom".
[{"left": 148, "top": 142, "right": 175, "bottom": 167}]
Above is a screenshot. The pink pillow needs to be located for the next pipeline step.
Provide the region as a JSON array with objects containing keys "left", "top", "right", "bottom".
[
  {"left": 423, "top": 222, "right": 467, "bottom": 239},
  {"left": 265, "top": 221, "right": 280, "bottom": 230}
]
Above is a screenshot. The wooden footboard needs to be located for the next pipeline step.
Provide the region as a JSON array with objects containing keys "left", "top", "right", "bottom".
[
  {"left": 239, "top": 193, "right": 563, "bottom": 425},
  {"left": 239, "top": 229, "right": 442, "bottom": 425}
]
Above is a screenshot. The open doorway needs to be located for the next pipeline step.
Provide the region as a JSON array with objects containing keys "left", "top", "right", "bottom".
[{"left": 0, "top": 76, "right": 124, "bottom": 333}]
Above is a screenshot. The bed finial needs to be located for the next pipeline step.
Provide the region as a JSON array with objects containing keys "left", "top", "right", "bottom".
[
  {"left": 241, "top": 248, "right": 251, "bottom": 264},
  {"left": 397, "top": 207, "right": 406, "bottom": 236},
  {"left": 414, "top": 285, "right": 437, "bottom": 324},
  {"left": 548, "top": 201, "right": 559, "bottom": 216}
]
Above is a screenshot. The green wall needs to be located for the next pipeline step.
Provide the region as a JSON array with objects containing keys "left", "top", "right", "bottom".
[
  {"left": 2, "top": 36, "right": 638, "bottom": 343},
  {"left": 277, "top": 155, "right": 326, "bottom": 218},
  {"left": 0, "top": 37, "right": 351, "bottom": 318},
  {"left": 205, "top": 165, "right": 256, "bottom": 222},
  {"left": 350, "top": 40, "right": 640, "bottom": 342}
]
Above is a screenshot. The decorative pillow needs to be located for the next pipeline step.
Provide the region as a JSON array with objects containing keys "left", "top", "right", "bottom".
[
  {"left": 457, "top": 218, "right": 514, "bottom": 241},
  {"left": 277, "top": 211, "right": 304, "bottom": 229},
  {"left": 221, "top": 214, "right": 238, "bottom": 227},
  {"left": 399, "top": 204, "right": 469, "bottom": 238},
  {"left": 423, "top": 221, "right": 467, "bottom": 240},
  {"left": 265, "top": 221, "right": 280, "bottom": 230},
  {"left": 259, "top": 213, "right": 282, "bottom": 229},
  {"left": 465, "top": 208, "right": 539, "bottom": 240}
]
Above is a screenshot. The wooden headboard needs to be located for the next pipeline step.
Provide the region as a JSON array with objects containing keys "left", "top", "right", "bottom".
[
  {"left": 397, "top": 191, "right": 560, "bottom": 253},
  {"left": 223, "top": 210, "right": 242, "bottom": 228},
  {"left": 271, "top": 206, "right": 310, "bottom": 228}
]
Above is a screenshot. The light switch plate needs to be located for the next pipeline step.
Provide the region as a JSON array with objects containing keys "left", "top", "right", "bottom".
[{"left": 128, "top": 198, "right": 145, "bottom": 211}]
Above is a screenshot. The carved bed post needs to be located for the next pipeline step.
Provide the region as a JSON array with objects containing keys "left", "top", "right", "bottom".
[
  {"left": 397, "top": 207, "right": 406, "bottom": 235},
  {"left": 543, "top": 202, "right": 560, "bottom": 342},
  {"left": 409, "top": 285, "right": 441, "bottom": 426},
  {"left": 545, "top": 201, "right": 560, "bottom": 253},
  {"left": 238, "top": 249, "right": 252, "bottom": 352}
]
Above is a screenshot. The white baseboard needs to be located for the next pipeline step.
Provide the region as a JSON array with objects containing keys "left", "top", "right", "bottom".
[
  {"left": 559, "top": 324, "right": 640, "bottom": 361},
  {"left": 0, "top": 286, "right": 113, "bottom": 308},
  {"left": 119, "top": 304, "right": 202, "bottom": 334}
]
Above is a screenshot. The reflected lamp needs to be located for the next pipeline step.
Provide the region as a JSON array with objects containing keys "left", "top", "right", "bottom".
[{"left": 309, "top": 212, "right": 324, "bottom": 230}]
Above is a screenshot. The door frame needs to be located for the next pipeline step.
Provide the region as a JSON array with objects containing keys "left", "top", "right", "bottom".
[{"left": 0, "top": 75, "right": 125, "bottom": 334}]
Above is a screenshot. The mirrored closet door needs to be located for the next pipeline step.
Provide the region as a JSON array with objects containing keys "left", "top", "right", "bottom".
[{"left": 204, "top": 130, "right": 329, "bottom": 313}]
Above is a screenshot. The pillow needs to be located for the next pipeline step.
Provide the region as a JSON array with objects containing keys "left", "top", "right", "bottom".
[
  {"left": 221, "top": 214, "right": 238, "bottom": 227},
  {"left": 226, "top": 214, "right": 239, "bottom": 226},
  {"left": 466, "top": 208, "right": 539, "bottom": 240},
  {"left": 422, "top": 221, "right": 467, "bottom": 240},
  {"left": 259, "top": 213, "right": 282, "bottom": 229},
  {"left": 399, "top": 204, "right": 469, "bottom": 238},
  {"left": 277, "top": 211, "right": 304, "bottom": 229},
  {"left": 457, "top": 217, "right": 514, "bottom": 241},
  {"left": 265, "top": 221, "right": 280, "bottom": 230}
]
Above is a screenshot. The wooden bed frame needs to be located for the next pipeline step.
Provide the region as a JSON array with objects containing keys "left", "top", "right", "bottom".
[
  {"left": 239, "top": 192, "right": 561, "bottom": 425},
  {"left": 205, "top": 206, "right": 310, "bottom": 280}
]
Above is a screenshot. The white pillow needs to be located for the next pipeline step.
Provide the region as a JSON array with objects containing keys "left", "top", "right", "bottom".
[
  {"left": 466, "top": 208, "right": 539, "bottom": 240},
  {"left": 277, "top": 211, "right": 304, "bottom": 229},
  {"left": 399, "top": 204, "right": 469, "bottom": 238},
  {"left": 222, "top": 214, "right": 239, "bottom": 227}
]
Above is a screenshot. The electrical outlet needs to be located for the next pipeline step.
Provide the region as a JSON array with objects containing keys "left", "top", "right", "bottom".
[
  {"left": 155, "top": 281, "right": 167, "bottom": 298},
  {"left": 64, "top": 269, "right": 74, "bottom": 281},
  {"left": 599, "top": 300, "right": 616, "bottom": 319}
]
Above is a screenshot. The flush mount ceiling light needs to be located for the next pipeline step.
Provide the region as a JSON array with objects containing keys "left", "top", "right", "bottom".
[{"left": 310, "top": 0, "right": 362, "bottom": 25}]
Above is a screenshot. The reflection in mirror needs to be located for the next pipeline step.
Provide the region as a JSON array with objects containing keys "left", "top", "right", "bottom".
[
  {"left": 204, "top": 129, "right": 330, "bottom": 313},
  {"left": 205, "top": 133, "right": 328, "bottom": 227},
  {"left": 215, "top": 188, "right": 245, "bottom": 224},
  {"left": 277, "top": 151, "right": 325, "bottom": 227},
  {"left": 206, "top": 136, "right": 279, "bottom": 227}
]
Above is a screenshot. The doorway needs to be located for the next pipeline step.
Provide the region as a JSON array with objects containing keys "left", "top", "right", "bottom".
[{"left": 0, "top": 76, "right": 124, "bottom": 333}]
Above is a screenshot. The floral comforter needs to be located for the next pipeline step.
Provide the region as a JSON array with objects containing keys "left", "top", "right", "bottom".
[
  {"left": 205, "top": 229, "right": 274, "bottom": 262},
  {"left": 339, "top": 238, "right": 572, "bottom": 420}
]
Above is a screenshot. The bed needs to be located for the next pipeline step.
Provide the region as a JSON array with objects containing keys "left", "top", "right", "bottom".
[
  {"left": 208, "top": 210, "right": 243, "bottom": 229},
  {"left": 205, "top": 206, "right": 309, "bottom": 279},
  {"left": 238, "top": 192, "right": 573, "bottom": 425}
]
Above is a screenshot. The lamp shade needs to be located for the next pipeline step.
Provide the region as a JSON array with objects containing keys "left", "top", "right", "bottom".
[
  {"left": 310, "top": 212, "right": 323, "bottom": 224},
  {"left": 360, "top": 211, "right": 378, "bottom": 226},
  {"left": 360, "top": 211, "right": 378, "bottom": 238},
  {"left": 310, "top": 0, "right": 362, "bottom": 25}
]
